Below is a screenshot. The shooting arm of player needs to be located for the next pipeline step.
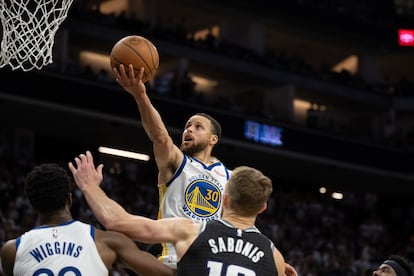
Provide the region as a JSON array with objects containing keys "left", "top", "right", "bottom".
[
  {"left": 0, "top": 239, "right": 16, "bottom": 276},
  {"left": 113, "top": 65, "right": 182, "bottom": 181}
]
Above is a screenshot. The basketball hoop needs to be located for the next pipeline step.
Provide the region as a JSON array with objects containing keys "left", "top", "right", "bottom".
[{"left": 0, "top": 0, "right": 74, "bottom": 71}]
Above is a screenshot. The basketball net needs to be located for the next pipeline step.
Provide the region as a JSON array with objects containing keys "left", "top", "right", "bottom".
[{"left": 0, "top": 0, "right": 74, "bottom": 71}]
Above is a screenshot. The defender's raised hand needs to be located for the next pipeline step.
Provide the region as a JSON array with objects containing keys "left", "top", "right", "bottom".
[{"left": 68, "top": 150, "right": 104, "bottom": 192}]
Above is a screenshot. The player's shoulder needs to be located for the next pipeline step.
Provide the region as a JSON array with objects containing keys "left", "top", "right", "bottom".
[
  {"left": 1, "top": 238, "right": 17, "bottom": 276},
  {"left": 1, "top": 238, "right": 16, "bottom": 252},
  {"left": 1, "top": 238, "right": 17, "bottom": 260}
]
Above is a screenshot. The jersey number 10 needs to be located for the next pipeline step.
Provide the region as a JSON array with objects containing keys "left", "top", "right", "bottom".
[{"left": 208, "top": 261, "right": 255, "bottom": 276}]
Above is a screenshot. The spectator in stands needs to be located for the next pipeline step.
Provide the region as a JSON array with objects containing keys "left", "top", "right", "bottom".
[{"left": 372, "top": 255, "right": 413, "bottom": 276}]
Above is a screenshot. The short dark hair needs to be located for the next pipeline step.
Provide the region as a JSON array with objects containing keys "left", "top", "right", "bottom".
[
  {"left": 24, "top": 163, "right": 72, "bottom": 213},
  {"left": 195, "top": 113, "right": 222, "bottom": 139}
]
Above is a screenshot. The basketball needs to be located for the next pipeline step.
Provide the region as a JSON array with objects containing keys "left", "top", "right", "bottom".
[{"left": 110, "top": 35, "right": 159, "bottom": 83}]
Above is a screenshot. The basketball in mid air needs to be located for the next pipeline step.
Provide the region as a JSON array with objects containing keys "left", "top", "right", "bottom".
[{"left": 110, "top": 35, "right": 159, "bottom": 83}]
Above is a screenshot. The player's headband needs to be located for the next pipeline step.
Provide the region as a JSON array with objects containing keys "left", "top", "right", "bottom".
[{"left": 384, "top": 260, "right": 408, "bottom": 276}]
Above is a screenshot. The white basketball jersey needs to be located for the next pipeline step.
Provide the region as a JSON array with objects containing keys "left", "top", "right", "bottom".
[
  {"left": 157, "top": 154, "right": 231, "bottom": 267},
  {"left": 13, "top": 220, "right": 108, "bottom": 276}
]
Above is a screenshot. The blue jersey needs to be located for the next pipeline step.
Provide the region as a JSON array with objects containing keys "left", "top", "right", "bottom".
[{"left": 13, "top": 220, "right": 107, "bottom": 275}]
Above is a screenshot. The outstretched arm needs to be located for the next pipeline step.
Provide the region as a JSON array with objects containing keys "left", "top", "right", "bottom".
[
  {"left": 68, "top": 151, "right": 127, "bottom": 230},
  {"left": 68, "top": 151, "right": 192, "bottom": 246},
  {"left": 113, "top": 65, "right": 182, "bottom": 183}
]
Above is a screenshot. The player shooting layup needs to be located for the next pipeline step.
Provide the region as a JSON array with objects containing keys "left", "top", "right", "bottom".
[{"left": 114, "top": 65, "right": 231, "bottom": 267}]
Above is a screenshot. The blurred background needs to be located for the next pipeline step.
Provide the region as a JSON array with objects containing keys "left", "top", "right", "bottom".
[{"left": 1, "top": 0, "right": 414, "bottom": 275}]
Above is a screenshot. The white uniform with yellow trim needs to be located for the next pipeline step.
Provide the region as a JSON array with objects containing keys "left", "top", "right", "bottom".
[
  {"left": 157, "top": 154, "right": 231, "bottom": 268},
  {"left": 13, "top": 220, "right": 108, "bottom": 276}
]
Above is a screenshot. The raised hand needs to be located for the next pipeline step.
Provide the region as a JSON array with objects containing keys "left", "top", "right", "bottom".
[
  {"left": 68, "top": 150, "right": 104, "bottom": 192},
  {"left": 113, "top": 64, "right": 146, "bottom": 99}
]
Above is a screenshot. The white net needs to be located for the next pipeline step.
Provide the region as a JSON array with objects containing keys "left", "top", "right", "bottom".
[{"left": 0, "top": 0, "right": 74, "bottom": 71}]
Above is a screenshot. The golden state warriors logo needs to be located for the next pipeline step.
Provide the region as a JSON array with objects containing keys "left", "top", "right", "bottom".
[{"left": 184, "top": 180, "right": 221, "bottom": 219}]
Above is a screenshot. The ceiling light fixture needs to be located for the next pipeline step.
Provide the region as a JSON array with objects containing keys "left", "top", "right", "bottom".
[{"left": 98, "top": 146, "right": 150, "bottom": 161}]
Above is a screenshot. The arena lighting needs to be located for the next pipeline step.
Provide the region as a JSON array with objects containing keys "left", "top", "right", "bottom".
[
  {"left": 398, "top": 29, "right": 414, "bottom": 47},
  {"left": 331, "top": 192, "right": 344, "bottom": 200},
  {"left": 98, "top": 146, "right": 150, "bottom": 161},
  {"left": 332, "top": 55, "right": 358, "bottom": 74}
]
